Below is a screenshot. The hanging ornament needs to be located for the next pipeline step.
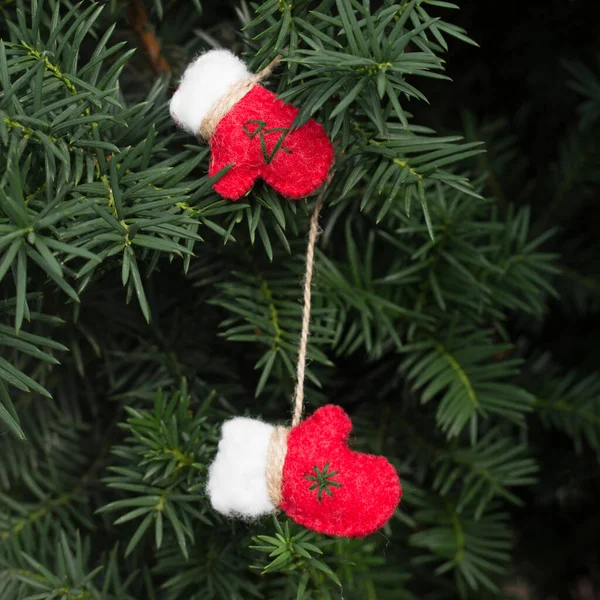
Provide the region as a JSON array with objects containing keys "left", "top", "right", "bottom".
[
  {"left": 208, "top": 404, "right": 401, "bottom": 537},
  {"left": 207, "top": 184, "right": 402, "bottom": 537},
  {"left": 169, "top": 50, "right": 334, "bottom": 201}
]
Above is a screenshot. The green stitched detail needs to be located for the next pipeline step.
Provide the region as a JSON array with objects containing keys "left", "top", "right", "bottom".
[
  {"left": 243, "top": 119, "right": 266, "bottom": 138},
  {"left": 305, "top": 462, "right": 342, "bottom": 501},
  {"left": 242, "top": 119, "right": 291, "bottom": 164}
]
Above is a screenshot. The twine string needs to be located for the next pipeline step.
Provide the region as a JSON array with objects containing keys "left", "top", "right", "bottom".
[
  {"left": 203, "top": 53, "right": 332, "bottom": 506},
  {"left": 291, "top": 180, "right": 329, "bottom": 427},
  {"left": 266, "top": 425, "right": 289, "bottom": 506},
  {"left": 265, "top": 181, "right": 330, "bottom": 506}
]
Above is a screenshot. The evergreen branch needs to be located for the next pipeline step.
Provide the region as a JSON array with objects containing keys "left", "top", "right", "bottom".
[
  {"left": 435, "top": 342, "right": 479, "bottom": 410},
  {"left": 97, "top": 386, "right": 218, "bottom": 559},
  {"left": 0, "top": 530, "right": 114, "bottom": 600},
  {"left": 526, "top": 358, "right": 600, "bottom": 454},
  {"left": 210, "top": 249, "right": 335, "bottom": 397},
  {"left": 250, "top": 516, "right": 341, "bottom": 593},
  {"left": 408, "top": 490, "right": 512, "bottom": 594},
  {"left": 403, "top": 328, "right": 533, "bottom": 439},
  {"left": 0, "top": 493, "right": 70, "bottom": 542},
  {"left": 433, "top": 428, "right": 539, "bottom": 518}
]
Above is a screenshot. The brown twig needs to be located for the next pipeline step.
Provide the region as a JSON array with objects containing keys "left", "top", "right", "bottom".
[{"left": 123, "top": 0, "right": 171, "bottom": 75}]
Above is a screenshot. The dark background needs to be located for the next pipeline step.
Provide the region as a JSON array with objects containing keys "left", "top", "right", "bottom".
[{"left": 429, "top": 1, "right": 600, "bottom": 597}]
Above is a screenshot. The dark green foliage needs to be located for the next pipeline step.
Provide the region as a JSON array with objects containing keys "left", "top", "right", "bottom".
[
  {"left": 0, "top": 0, "right": 598, "bottom": 598},
  {"left": 98, "top": 384, "right": 219, "bottom": 559}
]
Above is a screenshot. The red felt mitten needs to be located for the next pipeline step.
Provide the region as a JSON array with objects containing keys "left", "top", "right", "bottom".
[
  {"left": 280, "top": 405, "right": 401, "bottom": 537},
  {"left": 170, "top": 50, "right": 334, "bottom": 200},
  {"left": 210, "top": 86, "right": 333, "bottom": 200},
  {"left": 207, "top": 405, "right": 401, "bottom": 538}
]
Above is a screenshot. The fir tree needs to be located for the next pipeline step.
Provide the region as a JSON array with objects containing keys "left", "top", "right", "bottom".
[{"left": 0, "top": 0, "right": 599, "bottom": 599}]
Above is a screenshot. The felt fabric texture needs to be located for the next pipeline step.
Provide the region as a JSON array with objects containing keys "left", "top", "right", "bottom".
[
  {"left": 207, "top": 417, "right": 277, "bottom": 518},
  {"left": 209, "top": 85, "right": 334, "bottom": 200},
  {"left": 169, "top": 49, "right": 251, "bottom": 135},
  {"left": 280, "top": 405, "right": 401, "bottom": 537}
]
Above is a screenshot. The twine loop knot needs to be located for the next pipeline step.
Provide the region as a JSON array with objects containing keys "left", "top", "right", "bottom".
[
  {"left": 198, "top": 56, "right": 281, "bottom": 140},
  {"left": 266, "top": 425, "right": 290, "bottom": 506}
]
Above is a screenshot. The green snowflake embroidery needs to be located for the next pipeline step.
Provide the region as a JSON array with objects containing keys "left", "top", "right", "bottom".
[
  {"left": 242, "top": 119, "right": 291, "bottom": 164},
  {"left": 305, "top": 462, "right": 342, "bottom": 501}
]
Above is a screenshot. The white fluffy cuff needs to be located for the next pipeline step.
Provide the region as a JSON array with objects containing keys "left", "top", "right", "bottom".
[
  {"left": 207, "top": 417, "right": 276, "bottom": 519},
  {"left": 170, "top": 49, "right": 251, "bottom": 135}
]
